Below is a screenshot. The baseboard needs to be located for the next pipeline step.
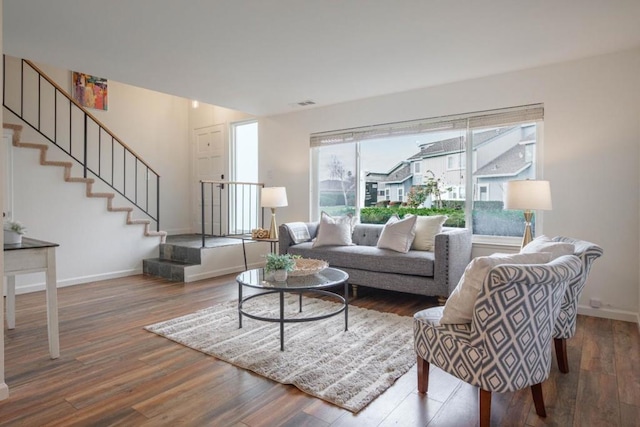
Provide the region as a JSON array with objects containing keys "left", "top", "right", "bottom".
[
  {"left": 8, "top": 268, "right": 142, "bottom": 295},
  {"left": 577, "top": 305, "right": 638, "bottom": 323},
  {"left": 185, "top": 265, "right": 245, "bottom": 283}
]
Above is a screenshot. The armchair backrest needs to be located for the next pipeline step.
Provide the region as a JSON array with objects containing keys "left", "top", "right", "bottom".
[
  {"left": 469, "top": 255, "right": 582, "bottom": 393},
  {"left": 552, "top": 236, "right": 604, "bottom": 338}
]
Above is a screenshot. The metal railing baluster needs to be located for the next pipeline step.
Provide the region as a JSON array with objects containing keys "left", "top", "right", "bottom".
[{"left": 2, "top": 56, "right": 162, "bottom": 230}]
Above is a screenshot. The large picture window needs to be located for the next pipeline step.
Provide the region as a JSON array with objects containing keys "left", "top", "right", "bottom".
[{"left": 310, "top": 105, "right": 544, "bottom": 239}]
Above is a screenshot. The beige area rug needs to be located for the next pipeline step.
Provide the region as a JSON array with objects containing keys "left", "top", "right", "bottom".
[{"left": 145, "top": 294, "right": 416, "bottom": 413}]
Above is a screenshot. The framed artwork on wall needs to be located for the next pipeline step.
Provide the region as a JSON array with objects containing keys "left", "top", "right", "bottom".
[{"left": 72, "top": 71, "right": 108, "bottom": 111}]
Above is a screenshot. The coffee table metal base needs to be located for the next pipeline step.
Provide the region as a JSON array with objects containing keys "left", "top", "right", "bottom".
[{"left": 238, "top": 283, "right": 348, "bottom": 351}]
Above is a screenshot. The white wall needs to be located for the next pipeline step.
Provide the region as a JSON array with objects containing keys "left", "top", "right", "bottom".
[
  {"left": 259, "top": 48, "right": 640, "bottom": 322},
  {"left": 3, "top": 60, "right": 193, "bottom": 293},
  {"left": 0, "top": 0, "right": 8, "bottom": 402}
]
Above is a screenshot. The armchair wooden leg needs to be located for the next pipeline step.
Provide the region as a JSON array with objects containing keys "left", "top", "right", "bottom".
[
  {"left": 417, "top": 356, "right": 429, "bottom": 393},
  {"left": 352, "top": 284, "right": 358, "bottom": 299},
  {"left": 479, "top": 389, "right": 491, "bottom": 427},
  {"left": 554, "top": 337, "right": 569, "bottom": 373},
  {"left": 531, "top": 383, "right": 547, "bottom": 417}
]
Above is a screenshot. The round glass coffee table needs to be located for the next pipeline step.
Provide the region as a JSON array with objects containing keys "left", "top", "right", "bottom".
[{"left": 236, "top": 267, "right": 349, "bottom": 351}]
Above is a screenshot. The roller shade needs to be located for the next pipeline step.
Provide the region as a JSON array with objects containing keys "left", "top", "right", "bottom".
[{"left": 310, "top": 104, "right": 543, "bottom": 147}]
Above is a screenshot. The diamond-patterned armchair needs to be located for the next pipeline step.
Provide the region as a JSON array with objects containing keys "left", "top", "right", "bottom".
[
  {"left": 551, "top": 236, "right": 603, "bottom": 373},
  {"left": 414, "top": 255, "right": 582, "bottom": 427}
]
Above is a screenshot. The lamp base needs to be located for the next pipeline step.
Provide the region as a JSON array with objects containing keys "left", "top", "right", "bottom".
[
  {"left": 521, "top": 210, "right": 534, "bottom": 249},
  {"left": 269, "top": 208, "right": 278, "bottom": 240}
]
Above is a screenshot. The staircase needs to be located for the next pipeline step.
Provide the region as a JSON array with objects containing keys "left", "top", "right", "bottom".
[
  {"left": 3, "top": 56, "right": 166, "bottom": 242},
  {"left": 4, "top": 123, "right": 167, "bottom": 242}
]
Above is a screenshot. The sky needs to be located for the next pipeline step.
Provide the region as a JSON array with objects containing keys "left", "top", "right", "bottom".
[{"left": 319, "top": 130, "right": 464, "bottom": 180}]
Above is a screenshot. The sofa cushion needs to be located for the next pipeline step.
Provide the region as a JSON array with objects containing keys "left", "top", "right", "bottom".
[
  {"left": 440, "top": 252, "right": 552, "bottom": 324},
  {"left": 287, "top": 242, "right": 435, "bottom": 277},
  {"left": 376, "top": 214, "right": 417, "bottom": 253},
  {"left": 412, "top": 215, "right": 448, "bottom": 251},
  {"left": 521, "top": 235, "right": 575, "bottom": 260},
  {"left": 312, "top": 212, "right": 355, "bottom": 247},
  {"left": 351, "top": 224, "right": 384, "bottom": 246}
]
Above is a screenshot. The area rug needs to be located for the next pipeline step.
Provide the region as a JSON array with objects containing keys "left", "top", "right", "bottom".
[{"left": 145, "top": 294, "right": 416, "bottom": 413}]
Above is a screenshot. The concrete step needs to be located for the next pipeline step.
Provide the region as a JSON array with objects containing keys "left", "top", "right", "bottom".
[
  {"left": 159, "top": 242, "right": 202, "bottom": 265},
  {"left": 142, "top": 258, "right": 198, "bottom": 282}
]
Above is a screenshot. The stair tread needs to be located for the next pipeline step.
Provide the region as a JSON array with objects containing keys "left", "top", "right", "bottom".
[
  {"left": 66, "top": 177, "right": 94, "bottom": 183},
  {"left": 88, "top": 192, "right": 115, "bottom": 198},
  {"left": 129, "top": 219, "right": 152, "bottom": 224},
  {"left": 144, "top": 258, "right": 198, "bottom": 267}
]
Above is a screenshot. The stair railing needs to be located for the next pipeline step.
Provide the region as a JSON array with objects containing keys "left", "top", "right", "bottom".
[
  {"left": 199, "top": 180, "right": 265, "bottom": 247},
  {"left": 2, "top": 56, "right": 160, "bottom": 230}
]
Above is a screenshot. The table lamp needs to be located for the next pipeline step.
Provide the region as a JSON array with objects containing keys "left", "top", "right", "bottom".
[
  {"left": 503, "top": 179, "right": 552, "bottom": 248},
  {"left": 261, "top": 187, "right": 288, "bottom": 239}
]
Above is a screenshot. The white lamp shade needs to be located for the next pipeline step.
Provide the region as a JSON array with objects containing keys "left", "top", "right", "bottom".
[
  {"left": 261, "top": 187, "right": 288, "bottom": 208},
  {"left": 503, "top": 180, "right": 552, "bottom": 210}
]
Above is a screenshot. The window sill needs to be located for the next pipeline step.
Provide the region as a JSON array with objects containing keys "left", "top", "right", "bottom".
[{"left": 472, "top": 235, "right": 521, "bottom": 251}]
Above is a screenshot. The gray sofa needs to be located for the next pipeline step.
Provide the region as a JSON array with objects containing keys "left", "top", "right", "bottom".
[{"left": 279, "top": 222, "right": 472, "bottom": 300}]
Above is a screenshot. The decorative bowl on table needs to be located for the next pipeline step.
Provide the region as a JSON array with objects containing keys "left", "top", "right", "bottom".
[{"left": 288, "top": 258, "right": 329, "bottom": 276}]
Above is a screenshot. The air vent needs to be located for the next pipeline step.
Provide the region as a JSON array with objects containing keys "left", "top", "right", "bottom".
[{"left": 297, "top": 100, "right": 316, "bottom": 106}]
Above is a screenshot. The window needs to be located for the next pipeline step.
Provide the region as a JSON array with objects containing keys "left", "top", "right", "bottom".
[
  {"left": 311, "top": 104, "right": 543, "bottom": 239},
  {"left": 446, "top": 185, "right": 465, "bottom": 200},
  {"left": 231, "top": 120, "right": 258, "bottom": 232},
  {"left": 476, "top": 184, "right": 489, "bottom": 201},
  {"left": 446, "top": 154, "right": 465, "bottom": 170},
  {"left": 312, "top": 143, "right": 356, "bottom": 217}
]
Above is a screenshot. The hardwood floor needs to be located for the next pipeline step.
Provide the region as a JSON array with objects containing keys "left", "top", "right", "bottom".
[{"left": 2, "top": 274, "right": 639, "bottom": 426}]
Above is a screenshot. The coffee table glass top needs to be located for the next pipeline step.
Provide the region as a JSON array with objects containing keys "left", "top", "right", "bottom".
[{"left": 237, "top": 267, "right": 348, "bottom": 291}]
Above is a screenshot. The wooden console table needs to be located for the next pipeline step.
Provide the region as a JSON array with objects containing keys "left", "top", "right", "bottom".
[{"left": 3, "top": 237, "right": 60, "bottom": 359}]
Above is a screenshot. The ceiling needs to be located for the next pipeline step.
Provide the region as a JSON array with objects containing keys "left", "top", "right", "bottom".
[{"left": 4, "top": 1, "right": 640, "bottom": 117}]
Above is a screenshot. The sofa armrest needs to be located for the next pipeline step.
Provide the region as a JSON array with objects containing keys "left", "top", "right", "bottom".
[
  {"left": 434, "top": 228, "right": 473, "bottom": 295},
  {"left": 278, "top": 222, "right": 319, "bottom": 255}
]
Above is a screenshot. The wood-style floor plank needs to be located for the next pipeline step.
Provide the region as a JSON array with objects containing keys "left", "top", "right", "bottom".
[{"left": 0, "top": 273, "right": 638, "bottom": 426}]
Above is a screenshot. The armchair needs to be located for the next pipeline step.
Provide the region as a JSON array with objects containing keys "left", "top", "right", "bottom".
[
  {"left": 414, "top": 255, "right": 582, "bottom": 427},
  {"left": 552, "top": 236, "right": 604, "bottom": 373}
]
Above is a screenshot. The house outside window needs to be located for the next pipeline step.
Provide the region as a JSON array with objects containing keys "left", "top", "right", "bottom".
[
  {"left": 476, "top": 184, "right": 489, "bottom": 201},
  {"left": 447, "top": 154, "right": 465, "bottom": 170},
  {"left": 310, "top": 105, "right": 544, "bottom": 240}
]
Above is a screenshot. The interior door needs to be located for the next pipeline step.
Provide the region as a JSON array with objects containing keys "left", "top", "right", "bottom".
[{"left": 193, "top": 124, "right": 226, "bottom": 235}]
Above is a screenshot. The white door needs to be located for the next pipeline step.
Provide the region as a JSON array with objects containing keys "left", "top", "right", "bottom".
[{"left": 193, "top": 124, "right": 226, "bottom": 235}]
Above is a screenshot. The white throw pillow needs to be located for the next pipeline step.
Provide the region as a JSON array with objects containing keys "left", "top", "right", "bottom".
[
  {"left": 521, "top": 235, "right": 575, "bottom": 260},
  {"left": 376, "top": 214, "right": 417, "bottom": 253},
  {"left": 440, "top": 252, "right": 552, "bottom": 324},
  {"left": 411, "top": 215, "right": 447, "bottom": 251},
  {"left": 312, "top": 212, "right": 354, "bottom": 247}
]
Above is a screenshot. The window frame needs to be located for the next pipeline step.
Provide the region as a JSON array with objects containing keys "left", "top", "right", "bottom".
[{"left": 310, "top": 105, "right": 544, "bottom": 244}]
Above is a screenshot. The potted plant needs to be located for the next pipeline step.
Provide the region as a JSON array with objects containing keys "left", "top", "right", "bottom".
[
  {"left": 3, "top": 220, "right": 27, "bottom": 244},
  {"left": 264, "top": 253, "right": 297, "bottom": 281}
]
